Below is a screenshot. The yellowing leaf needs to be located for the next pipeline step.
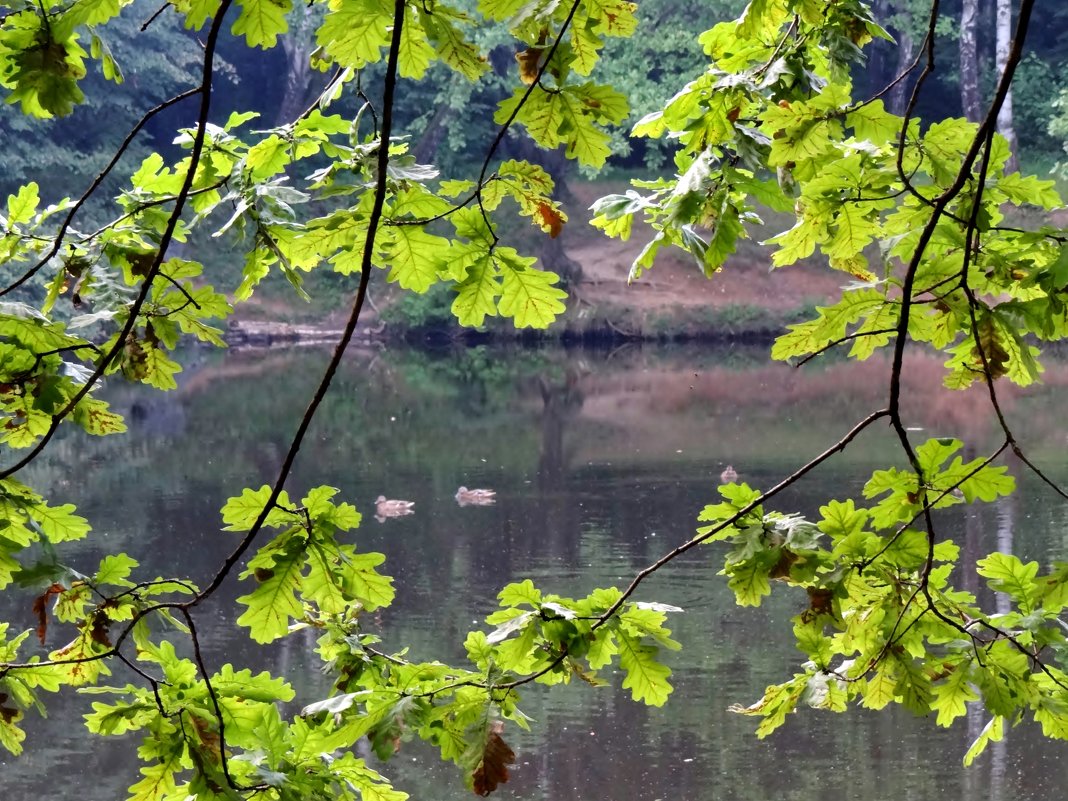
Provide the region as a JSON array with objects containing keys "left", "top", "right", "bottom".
[
  {"left": 382, "top": 227, "right": 449, "bottom": 292},
  {"left": 236, "top": 549, "right": 304, "bottom": 643},
  {"left": 497, "top": 257, "right": 566, "bottom": 328},
  {"left": 231, "top": 0, "right": 291, "bottom": 48}
]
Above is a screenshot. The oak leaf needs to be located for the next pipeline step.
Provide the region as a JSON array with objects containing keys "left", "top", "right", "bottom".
[
  {"left": 533, "top": 203, "right": 564, "bottom": 238},
  {"left": 31, "top": 582, "right": 66, "bottom": 644},
  {"left": 515, "top": 48, "right": 540, "bottom": 84},
  {"left": 472, "top": 721, "right": 515, "bottom": 796}
]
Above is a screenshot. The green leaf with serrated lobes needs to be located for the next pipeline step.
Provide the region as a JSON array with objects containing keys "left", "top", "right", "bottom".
[
  {"left": 7, "top": 183, "right": 39, "bottom": 225},
  {"left": 341, "top": 551, "right": 395, "bottom": 611},
  {"left": 426, "top": 16, "right": 488, "bottom": 81},
  {"left": 930, "top": 661, "right": 978, "bottom": 726},
  {"left": 616, "top": 630, "right": 672, "bottom": 706},
  {"left": 383, "top": 227, "right": 449, "bottom": 292},
  {"left": 772, "top": 289, "right": 888, "bottom": 360},
  {"left": 34, "top": 502, "right": 90, "bottom": 542},
  {"left": 478, "top": 0, "right": 525, "bottom": 21},
  {"left": 221, "top": 486, "right": 299, "bottom": 531},
  {"left": 236, "top": 547, "right": 304, "bottom": 643},
  {"left": 398, "top": 5, "right": 434, "bottom": 78},
  {"left": 317, "top": 0, "right": 393, "bottom": 68},
  {"left": 452, "top": 256, "right": 500, "bottom": 326},
  {"left": 497, "top": 256, "right": 566, "bottom": 328},
  {"left": 977, "top": 552, "right": 1039, "bottom": 614},
  {"left": 95, "top": 554, "right": 137, "bottom": 586},
  {"left": 247, "top": 135, "right": 290, "bottom": 179},
  {"left": 727, "top": 557, "right": 772, "bottom": 606},
  {"left": 231, "top": 0, "right": 291, "bottom": 48}
]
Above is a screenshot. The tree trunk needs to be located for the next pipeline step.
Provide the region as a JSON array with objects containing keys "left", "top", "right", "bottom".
[
  {"left": 959, "top": 0, "right": 982, "bottom": 121},
  {"left": 413, "top": 103, "right": 454, "bottom": 165},
  {"left": 995, "top": 0, "right": 1020, "bottom": 171},
  {"left": 276, "top": 44, "right": 315, "bottom": 124},
  {"left": 864, "top": 0, "right": 896, "bottom": 101},
  {"left": 887, "top": 28, "right": 914, "bottom": 116},
  {"left": 275, "top": 5, "right": 319, "bottom": 125}
]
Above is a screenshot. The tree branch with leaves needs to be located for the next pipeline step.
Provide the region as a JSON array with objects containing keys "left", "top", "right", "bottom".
[{"left": 1, "top": 1, "right": 1068, "bottom": 799}]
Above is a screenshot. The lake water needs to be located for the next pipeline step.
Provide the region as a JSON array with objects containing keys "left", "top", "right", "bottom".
[{"left": 4, "top": 342, "right": 1068, "bottom": 799}]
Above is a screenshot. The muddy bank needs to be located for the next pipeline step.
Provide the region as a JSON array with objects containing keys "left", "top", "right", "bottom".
[{"left": 225, "top": 182, "right": 844, "bottom": 347}]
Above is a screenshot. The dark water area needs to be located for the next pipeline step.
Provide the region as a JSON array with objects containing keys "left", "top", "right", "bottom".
[{"left": 3, "top": 342, "right": 1068, "bottom": 799}]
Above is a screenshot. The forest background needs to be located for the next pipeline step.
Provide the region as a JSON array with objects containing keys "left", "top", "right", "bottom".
[{"left": 9, "top": 0, "right": 1068, "bottom": 337}]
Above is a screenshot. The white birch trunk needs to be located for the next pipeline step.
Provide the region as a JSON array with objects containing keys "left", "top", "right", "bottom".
[
  {"left": 960, "top": 0, "right": 981, "bottom": 122},
  {"left": 996, "top": 0, "right": 1019, "bottom": 171}
]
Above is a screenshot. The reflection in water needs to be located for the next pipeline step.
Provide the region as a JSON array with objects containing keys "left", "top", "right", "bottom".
[
  {"left": 988, "top": 489, "right": 1017, "bottom": 801},
  {"left": 5, "top": 343, "right": 1068, "bottom": 800},
  {"left": 536, "top": 367, "right": 585, "bottom": 489}
]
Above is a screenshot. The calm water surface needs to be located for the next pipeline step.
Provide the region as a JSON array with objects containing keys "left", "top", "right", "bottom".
[{"left": 4, "top": 342, "right": 1068, "bottom": 800}]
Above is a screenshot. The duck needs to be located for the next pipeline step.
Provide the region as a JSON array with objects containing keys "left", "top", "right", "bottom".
[
  {"left": 375, "top": 496, "right": 415, "bottom": 522},
  {"left": 719, "top": 465, "right": 738, "bottom": 484},
  {"left": 455, "top": 486, "right": 496, "bottom": 506}
]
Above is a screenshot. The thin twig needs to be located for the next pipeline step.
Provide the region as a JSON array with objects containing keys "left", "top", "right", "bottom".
[
  {"left": 0, "top": 0, "right": 234, "bottom": 480},
  {"left": 0, "top": 88, "right": 200, "bottom": 298},
  {"left": 794, "top": 325, "right": 897, "bottom": 367},
  {"left": 187, "top": 0, "right": 409, "bottom": 606},
  {"left": 390, "top": 0, "right": 584, "bottom": 230},
  {"left": 180, "top": 608, "right": 265, "bottom": 793}
]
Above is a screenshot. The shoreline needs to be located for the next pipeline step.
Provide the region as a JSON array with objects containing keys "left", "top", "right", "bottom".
[{"left": 223, "top": 300, "right": 814, "bottom": 350}]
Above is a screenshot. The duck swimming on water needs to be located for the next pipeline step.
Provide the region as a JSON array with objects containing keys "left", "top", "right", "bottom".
[
  {"left": 455, "top": 486, "right": 496, "bottom": 506},
  {"left": 375, "top": 496, "right": 415, "bottom": 522}
]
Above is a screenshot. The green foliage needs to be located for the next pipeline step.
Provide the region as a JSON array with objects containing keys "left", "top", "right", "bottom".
[
  {"left": 697, "top": 445, "right": 1067, "bottom": 759},
  {"left": 593, "top": 0, "right": 1068, "bottom": 770},
  {"left": 2, "top": 1, "right": 1068, "bottom": 799},
  {"left": 379, "top": 280, "right": 457, "bottom": 330},
  {"left": 0, "top": 1, "right": 684, "bottom": 796}
]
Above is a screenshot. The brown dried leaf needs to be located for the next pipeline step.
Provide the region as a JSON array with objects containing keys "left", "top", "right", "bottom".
[
  {"left": 472, "top": 721, "right": 515, "bottom": 797},
  {"left": 533, "top": 202, "right": 565, "bottom": 238},
  {"left": 768, "top": 548, "right": 798, "bottom": 580},
  {"left": 89, "top": 611, "right": 112, "bottom": 647},
  {"left": 803, "top": 587, "right": 835, "bottom": 622},
  {"left": 0, "top": 694, "right": 18, "bottom": 724},
  {"left": 515, "top": 48, "right": 541, "bottom": 85},
  {"left": 190, "top": 713, "right": 222, "bottom": 760},
  {"left": 31, "top": 582, "right": 66, "bottom": 645},
  {"left": 128, "top": 251, "right": 157, "bottom": 278}
]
